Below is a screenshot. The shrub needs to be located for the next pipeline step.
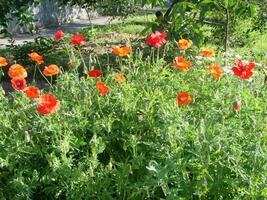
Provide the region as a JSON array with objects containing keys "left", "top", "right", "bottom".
[
  {"left": 0, "top": 0, "right": 39, "bottom": 35},
  {"left": 0, "top": 30, "right": 266, "bottom": 199}
]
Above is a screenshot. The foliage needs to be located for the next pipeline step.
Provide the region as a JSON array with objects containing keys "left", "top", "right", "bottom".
[
  {"left": 0, "top": 0, "right": 39, "bottom": 35},
  {"left": 143, "top": 0, "right": 258, "bottom": 49},
  {"left": 58, "top": 0, "right": 140, "bottom": 19},
  {"left": 0, "top": 29, "right": 266, "bottom": 199},
  {"left": 100, "top": 0, "right": 139, "bottom": 17}
]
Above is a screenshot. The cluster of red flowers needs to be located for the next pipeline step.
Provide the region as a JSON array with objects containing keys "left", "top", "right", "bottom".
[{"left": 54, "top": 30, "right": 86, "bottom": 46}]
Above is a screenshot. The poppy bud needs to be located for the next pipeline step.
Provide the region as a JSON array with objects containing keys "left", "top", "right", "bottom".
[
  {"left": 225, "top": 93, "right": 232, "bottom": 99},
  {"left": 232, "top": 100, "right": 241, "bottom": 111},
  {"left": 25, "top": 131, "right": 30, "bottom": 143}
]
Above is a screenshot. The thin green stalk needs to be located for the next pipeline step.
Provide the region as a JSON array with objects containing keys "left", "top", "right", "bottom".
[
  {"left": 38, "top": 67, "right": 53, "bottom": 88},
  {"left": 50, "top": 76, "right": 53, "bottom": 86},
  {"left": 33, "top": 64, "right": 37, "bottom": 83},
  {"left": 106, "top": 53, "right": 110, "bottom": 71},
  {"left": 152, "top": 47, "right": 155, "bottom": 64},
  {"left": 157, "top": 48, "right": 160, "bottom": 62},
  {"left": 119, "top": 57, "right": 123, "bottom": 72},
  {"left": 78, "top": 48, "right": 87, "bottom": 74},
  {"left": 163, "top": 44, "right": 167, "bottom": 58},
  {"left": 128, "top": 55, "right": 131, "bottom": 69},
  {"left": 0, "top": 69, "right": 2, "bottom": 83}
]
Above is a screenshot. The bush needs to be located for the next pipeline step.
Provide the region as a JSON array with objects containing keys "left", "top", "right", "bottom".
[
  {"left": 0, "top": 0, "right": 39, "bottom": 35},
  {"left": 0, "top": 31, "right": 266, "bottom": 199}
]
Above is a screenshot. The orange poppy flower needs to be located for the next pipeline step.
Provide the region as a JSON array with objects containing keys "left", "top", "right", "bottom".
[
  {"left": 8, "top": 64, "right": 27, "bottom": 79},
  {"left": 37, "top": 94, "right": 60, "bottom": 115},
  {"left": 96, "top": 81, "right": 109, "bottom": 96},
  {"left": 115, "top": 74, "right": 126, "bottom": 83},
  {"left": 208, "top": 64, "right": 223, "bottom": 80},
  {"left": 178, "top": 39, "right": 193, "bottom": 50},
  {"left": 200, "top": 49, "right": 215, "bottom": 57},
  {"left": 43, "top": 64, "right": 60, "bottom": 76},
  {"left": 28, "top": 52, "right": 44, "bottom": 64},
  {"left": 177, "top": 92, "right": 192, "bottom": 105},
  {"left": 0, "top": 57, "right": 8, "bottom": 67},
  {"left": 172, "top": 56, "right": 191, "bottom": 71},
  {"left": 11, "top": 78, "right": 27, "bottom": 91},
  {"left": 113, "top": 46, "right": 131, "bottom": 57},
  {"left": 24, "top": 86, "right": 40, "bottom": 98}
]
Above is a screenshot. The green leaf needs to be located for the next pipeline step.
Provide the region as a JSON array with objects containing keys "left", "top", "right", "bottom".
[
  {"left": 248, "top": 4, "right": 257, "bottom": 17},
  {"left": 199, "top": 5, "right": 210, "bottom": 22}
]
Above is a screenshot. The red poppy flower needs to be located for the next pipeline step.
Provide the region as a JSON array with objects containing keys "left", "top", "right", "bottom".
[
  {"left": 54, "top": 30, "right": 64, "bottom": 41},
  {"left": 96, "top": 81, "right": 109, "bottom": 96},
  {"left": 88, "top": 69, "right": 103, "bottom": 78},
  {"left": 24, "top": 86, "right": 40, "bottom": 98},
  {"left": 71, "top": 34, "right": 86, "bottom": 46},
  {"left": 146, "top": 31, "right": 167, "bottom": 48},
  {"left": 11, "top": 78, "right": 27, "bottom": 91},
  {"left": 177, "top": 92, "right": 192, "bottom": 105},
  {"left": 28, "top": 52, "right": 44, "bottom": 64},
  {"left": 36, "top": 94, "right": 60, "bottom": 115},
  {"left": 232, "top": 59, "right": 256, "bottom": 80},
  {"left": 43, "top": 64, "right": 60, "bottom": 76}
]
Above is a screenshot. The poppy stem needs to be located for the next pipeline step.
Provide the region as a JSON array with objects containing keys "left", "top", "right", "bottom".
[
  {"left": 152, "top": 47, "right": 155, "bottom": 64},
  {"left": 157, "top": 48, "right": 160, "bottom": 62},
  {"left": 163, "top": 44, "right": 167, "bottom": 58},
  {"left": 38, "top": 68, "right": 53, "bottom": 88},
  {"left": 64, "top": 43, "right": 71, "bottom": 59},
  {"left": 0, "top": 69, "right": 2, "bottom": 82},
  {"left": 239, "top": 79, "right": 244, "bottom": 99},
  {"left": 33, "top": 64, "right": 37, "bottom": 83},
  {"left": 128, "top": 55, "right": 131, "bottom": 69},
  {"left": 78, "top": 48, "right": 87, "bottom": 74},
  {"left": 119, "top": 57, "right": 123, "bottom": 72},
  {"left": 106, "top": 53, "right": 110, "bottom": 71}
]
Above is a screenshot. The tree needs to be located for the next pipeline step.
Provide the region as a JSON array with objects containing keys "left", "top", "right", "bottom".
[
  {"left": 57, "top": 0, "right": 139, "bottom": 24},
  {"left": 197, "top": 0, "right": 257, "bottom": 53},
  {"left": 0, "top": 0, "right": 39, "bottom": 35}
]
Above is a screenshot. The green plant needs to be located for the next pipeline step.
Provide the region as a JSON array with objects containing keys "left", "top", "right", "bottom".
[
  {"left": 0, "top": 0, "right": 40, "bottom": 35},
  {"left": 0, "top": 28, "right": 266, "bottom": 199},
  {"left": 142, "top": 0, "right": 258, "bottom": 50}
]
